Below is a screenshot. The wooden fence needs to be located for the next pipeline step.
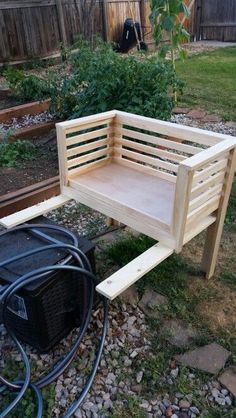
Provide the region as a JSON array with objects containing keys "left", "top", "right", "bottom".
[
  {"left": 0, "top": 0, "right": 149, "bottom": 62},
  {"left": 0, "top": 0, "right": 196, "bottom": 63},
  {"left": 196, "top": 0, "right": 236, "bottom": 42}
]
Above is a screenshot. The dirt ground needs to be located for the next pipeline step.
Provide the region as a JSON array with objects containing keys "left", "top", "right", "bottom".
[
  {"left": 182, "top": 225, "right": 236, "bottom": 336},
  {"left": 0, "top": 137, "right": 58, "bottom": 195}
]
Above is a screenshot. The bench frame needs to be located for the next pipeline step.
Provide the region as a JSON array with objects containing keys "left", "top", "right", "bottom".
[{"left": 1, "top": 110, "right": 235, "bottom": 299}]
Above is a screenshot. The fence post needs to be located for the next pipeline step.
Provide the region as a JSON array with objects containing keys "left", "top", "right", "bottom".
[
  {"left": 101, "top": 0, "right": 108, "bottom": 41},
  {"left": 55, "top": 0, "right": 67, "bottom": 45},
  {"left": 140, "top": 0, "right": 145, "bottom": 40}
]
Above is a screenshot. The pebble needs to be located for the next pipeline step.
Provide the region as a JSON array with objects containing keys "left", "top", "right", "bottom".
[
  {"left": 225, "top": 396, "right": 232, "bottom": 406},
  {"left": 179, "top": 399, "right": 191, "bottom": 409},
  {"left": 215, "top": 397, "right": 226, "bottom": 406},
  {"left": 170, "top": 367, "right": 179, "bottom": 378},
  {"left": 136, "top": 371, "right": 143, "bottom": 383},
  {"left": 190, "top": 406, "right": 200, "bottom": 415},
  {"left": 212, "top": 388, "right": 220, "bottom": 398}
]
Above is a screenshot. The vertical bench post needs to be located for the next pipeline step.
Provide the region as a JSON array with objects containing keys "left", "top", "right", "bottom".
[{"left": 201, "top": 148, "right": 236, "bottom": 278}]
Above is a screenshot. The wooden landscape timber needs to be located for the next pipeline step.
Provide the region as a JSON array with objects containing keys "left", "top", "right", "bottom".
[
  {"left": 0, "top": 99, "right": 50, "bottom": 123},
  {"left": 0, "top": 176, "right": 60, "bottom": 217},
  {"left": 0, "top": 99, "right": 58, "bottom": 141},
  {"left": 1, "top": 110, "right": 235, "bottom": 300}
]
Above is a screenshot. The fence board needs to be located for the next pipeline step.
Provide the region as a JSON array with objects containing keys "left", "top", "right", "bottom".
[
  {"left": 0, "top": 0, "right": 194, "bottom": 62},
  {"left": 199, "top": 0, "right": 236, "bottom": 41}
]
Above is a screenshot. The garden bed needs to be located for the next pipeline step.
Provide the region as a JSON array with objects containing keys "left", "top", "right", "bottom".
[{"left": 0, "top": 137, "right": 58, "bottom": 196}]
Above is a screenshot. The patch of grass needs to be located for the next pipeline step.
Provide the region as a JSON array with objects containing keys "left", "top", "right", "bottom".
[
  {"left": 106, "top": 233, "right": 200, "bottom": 322},
  {"left": 220, "top": 271, "right": 236, "bottom": 287},
  {"left": 176, "top": 47, "right": 236, "bottom": 120},
  {"left": 112, "top": 395, "right": 146, "bottom": 418},
  {"left": 0, "top": 359, "right": 55, "bottom": 418},
  {"left": 0, "top": 137, "right": 37, "bottom": 168}
]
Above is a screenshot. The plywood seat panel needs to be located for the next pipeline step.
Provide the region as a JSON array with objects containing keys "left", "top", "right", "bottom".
[{"left": 68, "top": 162, "right": 175, "bottom": 227}]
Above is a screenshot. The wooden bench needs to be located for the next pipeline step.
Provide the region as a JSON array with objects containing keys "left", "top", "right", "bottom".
[{"left": 1, "top": 110, "right": 235, "bottom": 300}]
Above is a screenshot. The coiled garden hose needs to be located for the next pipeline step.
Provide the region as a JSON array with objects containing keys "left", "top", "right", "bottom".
[{"left": 0, "top": 224, "right": 109, "bottom": 418}]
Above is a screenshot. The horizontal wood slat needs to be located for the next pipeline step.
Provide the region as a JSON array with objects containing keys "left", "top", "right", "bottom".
[
  {"left": 66, "top": 128, "right": 110, "bottom": 147},
  {"left": 192, "top": 158, "right": 228, "bottom": 186},
  {"left": 96, "top": 243, "right": 173, "bottom": 300},
  {"left": 187, "top": 195, "right": 221, "bottom": 224},
  {"left": 191, "top": 171, "right": 226, "bottom": 199},
  {"left": 116, "top": 111, "right": 226, "bottom": 146},
  {"left": 116, "top": 137, "right": 185, "bottom": 163},
  {"left": 67, "top": 138, "right": 111, "bottom": 158},
  {"left": 189, "top": 184, "right": 223, "bottom": 212},
  {"left": 119, "top": 128, "right": 202, "bottom": 155},
  {"left": 117, "top": 148, "right": 178, "bottom": 173},
  {"left": 182, "top": 139, "right": 236, "bottom": 171},
  {"left": 68, "top": 157, "right": 111, "bottom": 178},
  {"left": 68, "top": 147, "right": 111, "bottom": 169}
]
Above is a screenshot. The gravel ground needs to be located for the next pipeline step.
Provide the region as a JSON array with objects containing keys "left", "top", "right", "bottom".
[
  {"left": 0, "top": 301, "right": 233, "bottom": 418},
  {"left": 0, "top": 111, "right": 54, "bottom": 135},
  {"left": 171, "top": 114, "right": 236, "bottom": 137}
]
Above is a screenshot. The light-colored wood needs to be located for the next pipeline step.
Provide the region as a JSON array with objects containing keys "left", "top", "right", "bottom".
[
  {"left": 0, "top": 195, "right": 70, "bottom": 228},
  {"left": 116, "top": 137, "right": 185, "bottom": 163},
  {"left": 69, "top": 162, "right": 175, "bottom": 227},
  {"left": 66, "top": 127, "right": 110, "bottom": 147},
  {"left": 57, "top": 111, "right": 116, "bottom": 134},
  {"left": 66, "top": 138, "right": 111, "bottom": 158},
  {"left": 116, "top": 110, "right": 227, "bottom": 146},
  {"left": 192, "top": 158, "right": 228, "bottom": 186},
  {"left": 187, "top": 194, "right": 221, "bottom": 224},
  {"left": 201, "top": 147, "right": 236, "bottom": 278},
  {"left": 113, "top": 157, "right": 177, "bottom": 183},
  {"left": 189, "top": 183, "right": 223, "bottom": 212},
  {"left": 183, "top": 215, "right": 216, "bottom": 244},
  {"left": 118, "top": 128, "right": 203, "bottom": 155},
  {"left": 68, "top": 157, "right": 111, "bottom": 178},
  {"left": 115, "top": 147, "right": 178, "bottom": 173},
  {"left": 182, "top": 138, "right": 236, "bottom": 171},
  {"left": 173, "top": 165, "right": 194, "bottom": 252},
  {"left": 56, "top": 124, "right": 68, "bottom": 187},
  {"left": 67, "top": 147, "right": 111, "bottom": 169},
  {"left": 2, "top": 110, "right": 234, "bottom": 301},
  {"left": 191, "top": 171, "right": 226, "bottom": 199},
  {"left": 62, "top": 184, "right": 175, "bottom": 247},
  {"left": 96, "top": 243, "right": 173, "bottom": 300}
]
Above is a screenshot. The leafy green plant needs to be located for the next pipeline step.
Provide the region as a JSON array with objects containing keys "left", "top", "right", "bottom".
[
  {"left": 149, "top": 0, "right": 190, "bottom": 101},
  {"left": 4, "top": 68, "right": 50, "bottom": 102},
  {"left": 0, "top": 129, "right": 37, "bottom": 167},
  {"left": 150, "top": 0, "right": 190, "bottom": 63},
  {"left": 49, "top": 40, "right": 182, "bottom": 120}
]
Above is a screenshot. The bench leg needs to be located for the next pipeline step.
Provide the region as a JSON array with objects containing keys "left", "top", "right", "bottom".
[
  {"left": 106, "top": 217, "right": 121, "bottom": 227},
  {"left": 201, "top": 221, "right": 223, "bottom": 279},
  {"left": 201, "top": 148, "right": 236, "bottom": 279}
]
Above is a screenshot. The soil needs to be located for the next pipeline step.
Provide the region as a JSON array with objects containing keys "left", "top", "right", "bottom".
[
  {"left": 0, "top": 96, "right": 21, "bottom": 111},
  {"left": 0, "top": 136, "right": 58, "bottom": 196}
]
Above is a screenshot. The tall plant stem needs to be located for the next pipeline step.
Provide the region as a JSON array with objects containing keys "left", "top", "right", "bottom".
[{"left": 170, "top": 29, "right": 177, "bottom": 102}]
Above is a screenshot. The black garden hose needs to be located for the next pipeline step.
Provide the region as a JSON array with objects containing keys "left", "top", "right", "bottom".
[{"left": 0, "top": 224, "right": 109, "bottom": 418}]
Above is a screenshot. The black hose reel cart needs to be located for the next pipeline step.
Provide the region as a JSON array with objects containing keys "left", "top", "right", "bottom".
[
  {"left": 0, "top": 218, "right": 108, "bottom": 417},
  {"left": 0, "top": 218, "right": 95, "bottom": 353}
]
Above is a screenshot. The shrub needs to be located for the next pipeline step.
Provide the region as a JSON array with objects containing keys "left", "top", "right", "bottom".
[
  {"left": 4, "top": 68, "right": 50, "bottom": 102},
  {"left": 4, "top": 40, "right": 183, "bottom": 120},
  {"left": 0, "top": 129, "right": 37, "bottom": 167},
  {"left": 50, "top": 41, "right": 182, "bottom": 120}
]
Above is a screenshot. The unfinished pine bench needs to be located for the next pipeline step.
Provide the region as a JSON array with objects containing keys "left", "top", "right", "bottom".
[{"left": 1, "top": 110, "right": 235, "bottom": 300}]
